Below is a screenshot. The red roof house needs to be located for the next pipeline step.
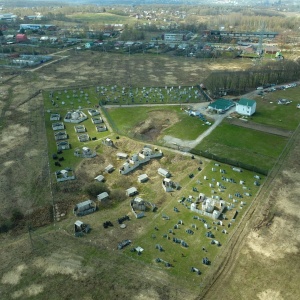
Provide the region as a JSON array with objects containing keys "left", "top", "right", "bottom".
[{"left": 16, "top": 34, "right": 28, "bottom": 43}]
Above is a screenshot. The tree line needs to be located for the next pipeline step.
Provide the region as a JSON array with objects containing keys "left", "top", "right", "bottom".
[{"left": 204, "top": 59, "right": 300, "bottom": 96}]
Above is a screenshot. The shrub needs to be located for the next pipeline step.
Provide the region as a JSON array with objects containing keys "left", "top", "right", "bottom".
[
  {"left": 0, "top": 218, "right": 13, "bottom": 233},
  {"left": 111, "top": 189, "right": 126, "bottom": 203},
  {"left": 10, "top": 209, "right": 24, "bottom": 223}
]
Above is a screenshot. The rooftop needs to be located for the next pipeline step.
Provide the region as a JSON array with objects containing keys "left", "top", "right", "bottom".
[{"left": 238, "top": 98, "right": 256, "bottom": 107}]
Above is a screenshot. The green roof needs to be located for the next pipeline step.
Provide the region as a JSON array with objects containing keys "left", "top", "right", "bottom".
[
  {"left": 208, "top": 98, "right": 235, "bottom": 111},
  {"left": 238, "top": 98, "right": 256, "bottom": 107}
]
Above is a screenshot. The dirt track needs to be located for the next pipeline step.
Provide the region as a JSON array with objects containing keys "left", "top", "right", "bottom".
[{"left": 227, "top": 118, "right": 293, "bottom": 137}]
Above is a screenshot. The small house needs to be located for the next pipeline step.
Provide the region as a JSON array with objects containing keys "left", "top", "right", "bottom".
[
  {"left": 16, "top": 34, "right": 28, "bottom": 43},
  {"left": 138, "top": 174, "right": 148, "bottom": 183},
  {"left": 55, "top": 169, "right": 75, "bottom": 182},
  {"left": 158, "top": 168, "right": 171, "bottom": 178},
  {"left": 64, "top": 110, "right": 87, "bottom": 124},
  {"left": 54, "top": 131, "right": 67, "bottom": 141},
  {"left": 95, "top": 175, "right": 105, "bottom": 182},
  {"left": 56, "top": 141, "right": 70, "bottom": 151},
  {"left": 208, "top": 99, "right": 235, "bottom": 114},
  {"left": 74, "top": 220, "right": 90, "bottom": 236},
  {"left": 91, "top": 117, "right": 103, "bottom": 124},
  {"left": 73, "top": 200, "right": 96, "bottom": 216},
  {"left": 88, "top": 109, "right": 100, "bottom": 116},
  {"left": 97, "top": 192, "right": 109, "bottom": 202},
  {"left": 132, "top": 197, "right": 146, "bottom": 211},
  {"left": 103, "top": 138, "right": 113, "bottom": 146},
  {"left": 236, "top": 98, "right": 256, "bottom": 116},
  {"left": 105, "top": 164, "right": 114, "bottom": 173},
  {"left": 126, "top": 187, "right": 138, "bottom": 197},
  {"left": 74, "top": 125, "right": 86, "bottom": 133},
  {"left": 82, "top": 147, "right": 91, "bottom": 155},
  {"left": 162, "top": 178, "right": 179, "bottom": 192},
  {"left": 77, "top": 133, "right": 89, "bottom": 142},
  {"left": 50, "top": 113, "right": 60, "bottom": 121},
  {"left": 52, "top": 122, "right": 64, "bottom": 131},
  {"left": 96, "top": 125, "right": 107, "bottom": 132},
  {"left": 117, "top": 152, "right": 128, "bottom": 159}
]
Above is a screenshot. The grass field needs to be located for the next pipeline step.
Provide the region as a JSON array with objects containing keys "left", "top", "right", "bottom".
[
  {"left": 106, "top": 105, "right": 212, "bottom": 141},
  {"left": 192, "top": 122, "right": 288, "bottom": 171},
  {"left": 252, "top": 86, "right": 300, "bottom": 130}
]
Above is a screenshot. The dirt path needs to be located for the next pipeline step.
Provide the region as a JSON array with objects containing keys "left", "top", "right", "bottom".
[
  {"left": 227, "top": 118, "right": 293, "bottom": 137},
  {"left": 163, "top": 106, "right": 236, "bottom": 149}
]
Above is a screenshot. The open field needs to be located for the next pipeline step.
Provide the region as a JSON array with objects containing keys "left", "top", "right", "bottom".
[
  {"left": 192, "top": 121, "right": 288, "bottom": 171},
  {"left": 0, "top": 48, "right": 299, "bottom": 300},
  {"left": 251, "top": 85, "right": 300, "bottom": 130},
  {"left": 106, "top": 106, "right": 212, "bottom": 142}
]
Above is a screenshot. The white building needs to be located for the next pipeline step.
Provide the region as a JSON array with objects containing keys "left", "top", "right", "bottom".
[
  {"left": 164, "top": 33, "right": 184, "bottom": 44},
  {"left": 236, "top": 98, "right": 256, "bottom": 116}
]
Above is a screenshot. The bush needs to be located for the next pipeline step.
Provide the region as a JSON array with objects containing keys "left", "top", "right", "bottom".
[
  {"left": 111, "top": 189, "right": 126, "bottom": 203},
  {"left": 10, "top": 208, "right": 24, "bottom": 223},
  {"left": 0, "top": 218, "right": 13, "bottom": 233}
]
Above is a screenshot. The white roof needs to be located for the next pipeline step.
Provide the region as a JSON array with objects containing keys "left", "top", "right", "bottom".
[
  {"left": 105, "top": 164, "right": 114, "bottom": 170},
  {"left": 135, "top": 246, "right": 144, "bottom": 252},
  {"left": 97, "top": 192, "right": 109, "bottom": 200},
  {"left": 95, "top": 175, "right": 104, "bottom": 182},
  {"left": 138, "top": 174, "right": 148, "bottom": 180},
  {"left": 74, "top": 220, "right": 83, "bottom": 226},
  {"left": 126, "top": 187, "right": 137, "bottom": 193},
  {"left": 117, "top": 152, "right": 128, "bottom": 158},
  {"left": 134, "top": 196, "right": 144, "bottom": 203}
]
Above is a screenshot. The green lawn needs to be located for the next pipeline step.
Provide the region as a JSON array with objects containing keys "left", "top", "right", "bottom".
[
  {"left": 252, "top": 86, "right": 300, "bottom": 130},
  {"left": 162, "top": 114, "right": 212, "bottom": 140},
  {"left": 192, "top": 122, "right": 288, "bottom": 171},
  {"left": 107, "top": 106, "right": 212, "bottom": 141}
]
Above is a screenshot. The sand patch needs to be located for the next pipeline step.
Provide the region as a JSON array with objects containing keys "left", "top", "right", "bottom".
[
  {"left": 0, "top": 124, "right": 29, "bottom": 156},
  {"left": 247, "top": 217, "right": 299, "bottom": 259},
  {"left": 257, "top": 289, "right": 283, "bottom": 300},
  {"left": 33, "top": 251, "right": 87, "bottom": 280},
  {"left": 12, "top": 284, "right": 44, "bottom": 299},
  {"left": 25, "top": 148, "right": 40, "bottom": 158},
  {"left": 3, "top": 160, "right": 15, "bottom": 167},
  {"left": 133, "top": 289, "right": 160, "bottom": 300},
  {"left": 1, "top": 264, "right": 27, "bottom": 285}
]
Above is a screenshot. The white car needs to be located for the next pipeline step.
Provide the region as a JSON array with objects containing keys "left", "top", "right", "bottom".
[{"left": 297, "top": 104, "right": 300, "bottom": 109}]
